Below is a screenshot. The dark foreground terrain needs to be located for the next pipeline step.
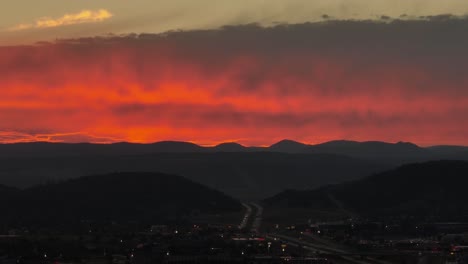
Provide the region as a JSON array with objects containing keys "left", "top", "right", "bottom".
[
  {"left": 262, "top": 160, "right": 468, "bottom": 264},
  {"left": 0, "top": 172, "right": 241, "bottom": 227},
  {"left": 2, "top": 161, "right": 468, "bottom": 263}
]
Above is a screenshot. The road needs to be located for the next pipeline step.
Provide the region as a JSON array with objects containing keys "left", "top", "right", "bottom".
[
  {"left": 238, "top": 203, "right": 252, "bottom": 230},
  {"left": 237, "top": 201, "right": 433, "bottom": 264},
  {"left": 250, "top": 202, "right": 263, "bottom": 233},
  {"left": 271, "top": 233, "right": 395, "bottom": 264},
  {"left": 238, "top": 202, "right": 263, "bottom": 232},
  {"left": 238, "top": 203, "right": 397, "bottom": 263}
]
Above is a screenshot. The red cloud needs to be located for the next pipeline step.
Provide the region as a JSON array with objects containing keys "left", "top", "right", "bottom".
[{"left": 1, "top": 21, "right": 467, "bottom": 146}]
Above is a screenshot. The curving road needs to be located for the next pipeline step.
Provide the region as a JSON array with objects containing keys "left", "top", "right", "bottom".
[
  {"left": 239, "top": 203, "right": 252, "bottom": 230},
  {"left": 238, "top": 202, "right": 264, "bottom": 232}
]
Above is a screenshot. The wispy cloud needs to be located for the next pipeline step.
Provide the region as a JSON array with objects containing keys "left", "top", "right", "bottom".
[
  {"left": 0, "top": 131, "right": 121, "bottom": 144},
  {"left": 9, "top": 9, "right": 113, "bottom": 31}
]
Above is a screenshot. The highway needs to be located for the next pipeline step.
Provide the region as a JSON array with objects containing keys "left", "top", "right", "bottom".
[
  {"left": 237, "top": 202, "right": 395, "bottom": 263},
  {"left": 269, "top": 233, "right": 396, "bottom": 264},
  {"left": 238, "top": 203, "right": 252, "bottom": 230},
  {"left": 238, "top": 202, "right": 264, "bottom": 232},
  {"left": 250, "top": 202, "right": 263, "bottom": 233},
  {"left": 236, "top": 201, "right": 442, "bottom": 264}
]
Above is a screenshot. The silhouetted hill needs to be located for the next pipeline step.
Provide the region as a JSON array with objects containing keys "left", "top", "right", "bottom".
[
  {"left": 149, "top": 141, "right": 204, "bottom": 152},
  {"left": 0, "top": 140, "right": 467, "bottom": 160},
  {"left": 213, "top": 142, "right": 247, "bottom": 152},
  {"left": 0, "top": 141, "right": 467, "bottom": 200},
  {"left": 0, "top": 141, "right": 204, "bottom": 158},
  {"left": 427, "top": 145, "right": 468, "bottom": 159},
  {"left": 0, "top": 152, "right": 388, "bottom": 200},
  {"left": 268, "top": 139, "right": 308, "bottom": 153},
  {"left": 2, "top": 172, "right": 241, "bottom": 225},
  {"left": 303, "top": 140, "right": 426, "bottom": 160},
  {"left": 265, "top": 160, "right": 468, "bottom": 220}
]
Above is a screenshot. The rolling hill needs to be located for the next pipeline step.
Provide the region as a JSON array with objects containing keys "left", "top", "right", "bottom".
[
  {"left": 0, "top": 152, "right": 388, "bottom": 200},
  {"left": 0, "top": 172, "right": 241, "bottom": 225},
  {"left": 0, "top": 140, "right": 466, "bottom": 160},
  {"left": 303, "top": 140, "right": 426, "bottom": 160},
  {"left": 268, "top": 139, "right": 308, "bottom": 153},
  {"left": 265, "top": 160, "right": 468, "bottom": 220},
  {"left": 0, "top": 141, "right": 467, "bottom": 200},
  {"left": 213, "top": 142, "right": 247, "bottom": 152}
]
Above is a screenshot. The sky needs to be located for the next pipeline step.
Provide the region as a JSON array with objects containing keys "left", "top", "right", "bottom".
[{"left": 0, "top": 1, "right": 468, "bottom": 146}]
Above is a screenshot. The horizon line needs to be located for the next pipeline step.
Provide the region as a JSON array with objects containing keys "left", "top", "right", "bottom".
[{"left": 0, "top": 139, "right": 466, "bottom": 148}]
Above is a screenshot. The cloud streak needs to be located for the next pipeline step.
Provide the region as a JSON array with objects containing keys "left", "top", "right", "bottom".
[
  {"left": 9, "top": 9, "right": 113, "bottom": 31},
  {"left": 0, "top": 131, "right": 120, "bottom": 144},
  {"left": 1, "top": 18, "right": 467, "bottom": 145}
]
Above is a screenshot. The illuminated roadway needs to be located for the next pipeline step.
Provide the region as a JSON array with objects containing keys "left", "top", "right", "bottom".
[
  {"left": 239, "top": 203, "right": 252, "bottom": 230},
  {"left": 250, "top": 202, "right": 263, "bottom": 233},
  {"left": 269, "top": 233, "right": 395, "bottom": 264},
  {"left": 239, "top": 202, "right": 390, "bottom": 263},
  {"left": 238, "top": 202, "right": 263, "bottom": 232}
]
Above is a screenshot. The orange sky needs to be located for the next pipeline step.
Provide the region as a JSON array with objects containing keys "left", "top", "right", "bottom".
[{"left": 1, "top": 21, "right": 467, "bottom": 146}]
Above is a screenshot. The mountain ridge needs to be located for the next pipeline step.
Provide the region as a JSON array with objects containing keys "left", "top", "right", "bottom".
[
  {"left": 1, "top": 139, "right": 466, "bottom": 161},
  {"left": 265, "top": 160, "right": 468, "bottom": 220},
  {"left": 0, "top": 140, "right": 467, "bottom": 200}
]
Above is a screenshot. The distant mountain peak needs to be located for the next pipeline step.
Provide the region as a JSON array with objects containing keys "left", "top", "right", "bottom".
[
  {"left": 269, "top": 139, "right": 308, "bottom": 153},
  {"left": 148, "top": 141, "right": 203, "bottom": 152},
  {"left": 270, "top": 139, "right": 305, "bottom": 147},
  {"left": 315, "top": 140, "right": 360, "bottom": 146},
  {"left": 302, "top": 139, "right": 425, "bottom": 159},
  {"left": 395, "top": 141, "right": 420, "bottom": 147},
  {"left": 213, "top": 142, "right": 246, "bottom": 152},
  {"left": 215, "top": 142, "right": 243, "bottom": 147},
  {"left": 150, "top": 140, "right": 200, "bottom": 146}
]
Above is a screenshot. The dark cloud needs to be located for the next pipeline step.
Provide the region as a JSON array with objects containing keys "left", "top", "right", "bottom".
[
  {"left": 2, "top": 18, "right": 468, "bottom": 95},
  {"left": 0, "top": 18, "right": 467, "bottom": 145}
]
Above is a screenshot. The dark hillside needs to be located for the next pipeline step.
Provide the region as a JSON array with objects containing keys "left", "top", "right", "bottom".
[
  {"left": 266, "top": 160, "right": 468, "bottom": 220},
  {"left": 2, "top": 172, "right": 241, "bottom": 225}
]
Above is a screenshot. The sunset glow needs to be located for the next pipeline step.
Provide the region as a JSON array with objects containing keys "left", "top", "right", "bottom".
[{"left": 1, "top": 20, "right": 467, "bottom": 146}]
